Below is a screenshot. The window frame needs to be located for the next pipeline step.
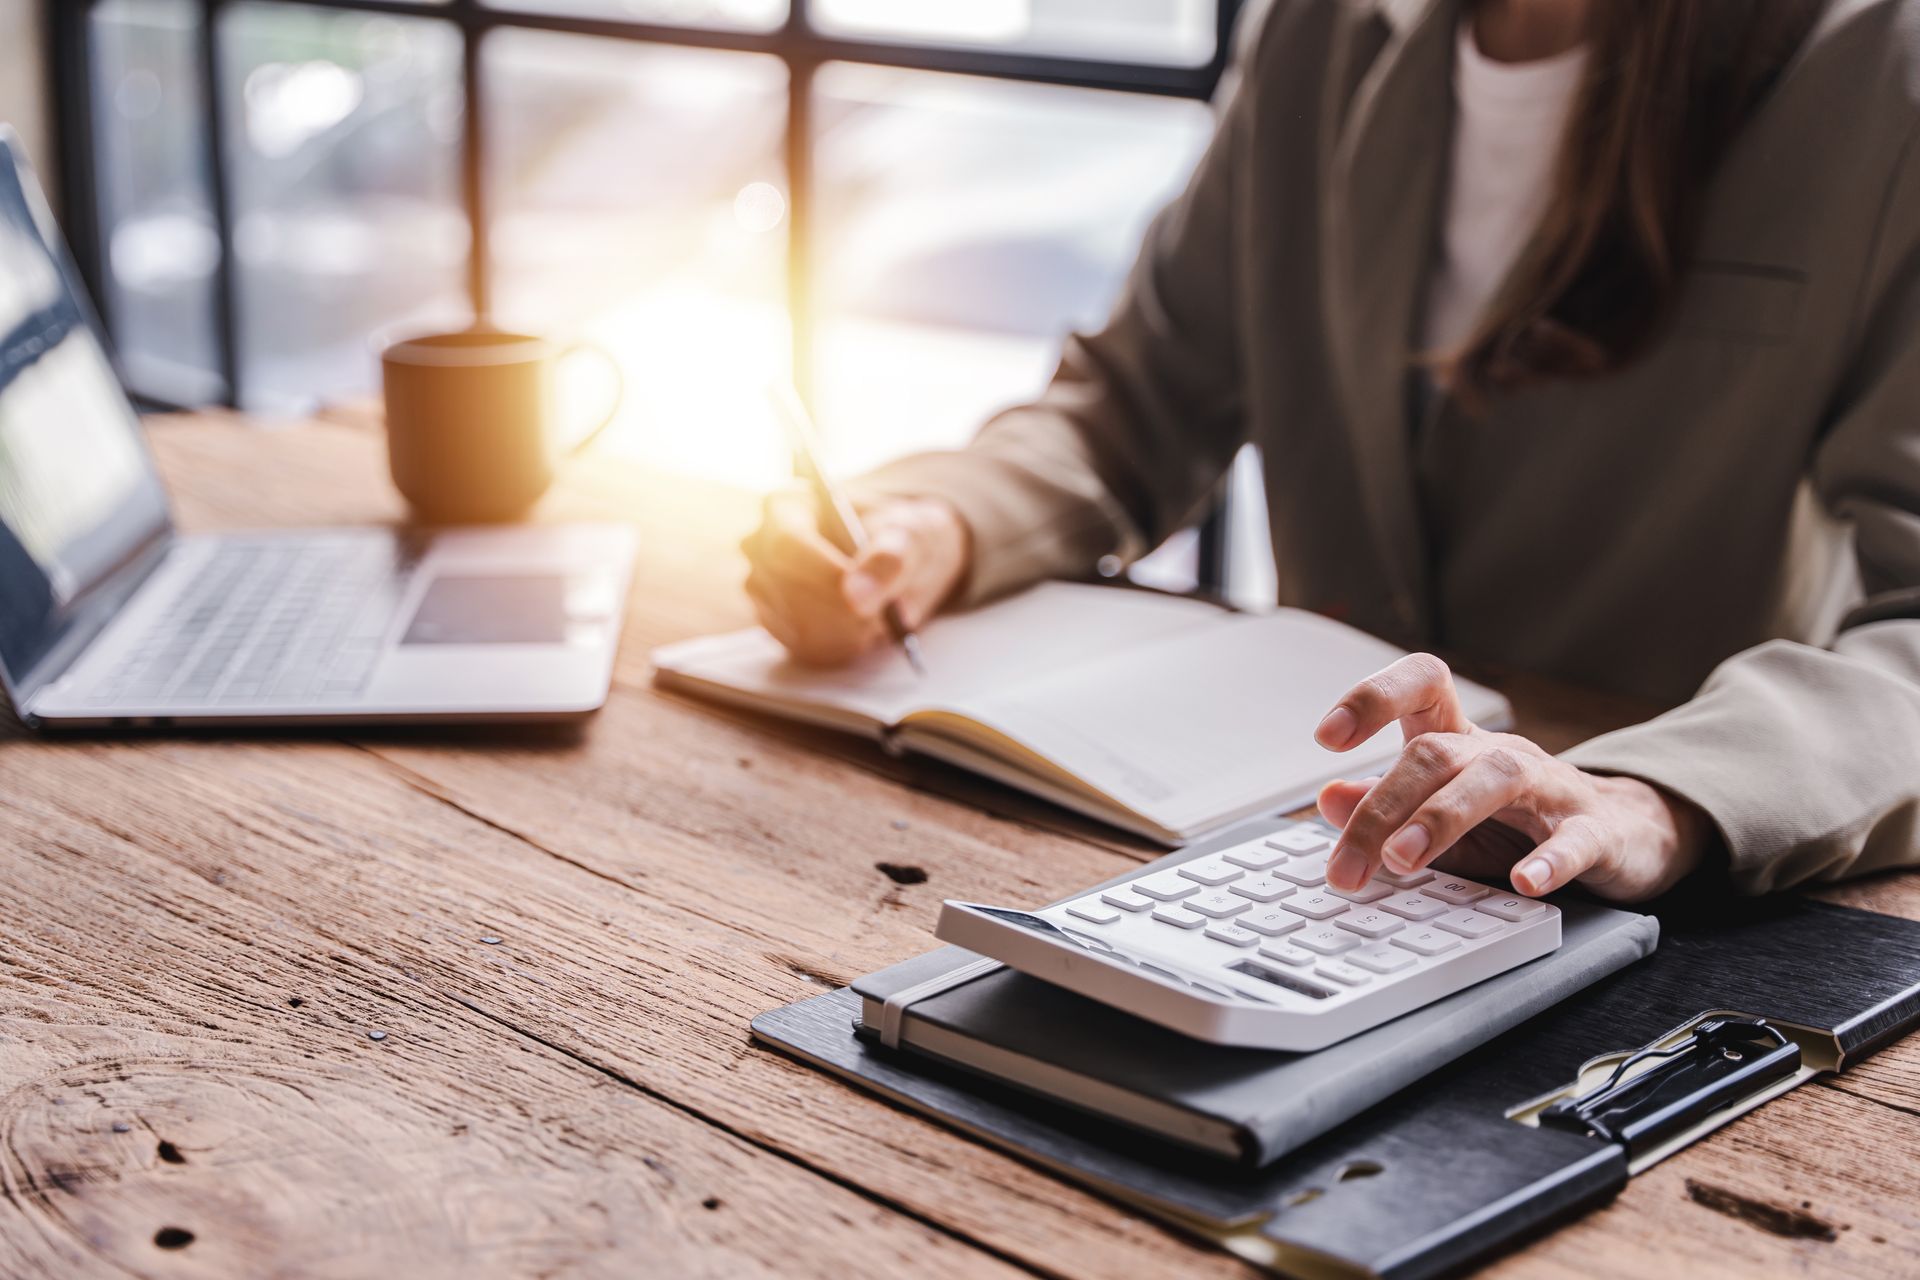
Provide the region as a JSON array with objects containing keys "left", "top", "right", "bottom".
[{"left": 47, "top": 0, "right": 1241, "bottom": 585}]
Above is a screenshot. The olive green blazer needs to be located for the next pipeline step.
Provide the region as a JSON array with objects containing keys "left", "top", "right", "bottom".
[{"left": 857, "top": 0, "right": 1920, "bottom": 894}]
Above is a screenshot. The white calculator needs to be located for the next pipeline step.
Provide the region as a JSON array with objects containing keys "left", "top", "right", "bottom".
[{"left": 935, "top": 818, "right": 1560, "bottom": 1051}]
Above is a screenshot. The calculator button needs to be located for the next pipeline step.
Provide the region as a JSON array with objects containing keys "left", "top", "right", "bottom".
[
  {"left": 1334, "top": 909, "right": 1405, "bottom": 940},
  {"left": 1327, "top": 879, "right": 1394, "bottom": 903},
  {"left": 1204, "top": 922, "right": 1261, "bottom": 948},
  {"left": 1293, "top": 925, "right": 1362, "bottom": 956},
  {"left": 1347, "top": 943, "right": 1418, "bottom": 974},
  {"left": 1280, "top": 891, "right": 1349, "bottom": 921},
  {"left": 1229, "top": 876, "right": 1293, "bottom": 903},
  {"left": 1223, "top": 843, "right": 1288, "bottom": 871},
  {"left": 1426, "top": 877, "right": 1489, "bottom": 905},
  {"left": 1391, "top": 927, "right": 1462, "bottom": 956},
  {"left": 1378, "top": 892, "right": 1448, "bottom": 921},
  {"left": 1433, "top": 909, "right": 1505, "bottom": 939},
  {"left": 1100, "top": 887, "right": 1155, "bottom": 913},
  {"left": 1151, "top": 905, "right": 1206, "bottom": 929},
  {"left": 1237, "top": 907, "right": 1305, "bottom": 937},
  {"left": 1478, "top": 895, "right": 1547, "bottom": 921},
  {"left": 1267, "top": 828, "right": 1331, "bottom": 854},
  {"left": 1273, "top": 856, "right": 1330, "bottom": 887},
  {"left": 1184, "top": 890, "right": 1251, "bottom": 919},
  {"left": 1315, "top": 961, "right": 1374, "bottom": 987},
  {"left": 1177, "top": 858, "right": 1245, "bottom": 887},
  {"left": 1065, "top": 899, "right": 1121, "bottom": 925},
  {"left": 1134, "top": 873, "right": 1200, "bottom": 902},
  {"left": 1374, "top": 866, "right": 1434, "bottom": 888},
  {"left": 1257, "top": 941, "right": 1316, "bottom": 967}
]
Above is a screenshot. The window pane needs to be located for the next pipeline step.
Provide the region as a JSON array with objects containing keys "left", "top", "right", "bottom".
[
  {"left": 90, "top": 0, "right": 225, "bottom": 406},
  {"left": 813, "top": 0, "right": 1218, "bottom": 67},
  {"left": 811, "top": 64, "right": 1212, "bottom": 476},
  {"left": 480, "top": 0, "right": 786, "bottom": 34},
  {"left": 220, "top": 3, "right": 469, "bottom": 414},
  {"left": 486, "top": 32, "right": 789, "bottom": 487}
]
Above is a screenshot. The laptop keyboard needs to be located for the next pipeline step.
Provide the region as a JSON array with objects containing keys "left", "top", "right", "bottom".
[{"left": 89, "top": 539, "right": 418, "bottom": 707}]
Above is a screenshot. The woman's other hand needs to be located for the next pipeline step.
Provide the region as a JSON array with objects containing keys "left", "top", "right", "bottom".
[
  {"left": 742, "top": 492, "right": 970, "bottom": 665},
  {"left": 1314, "top": 654, "right": 1710, "bottom": 901}
]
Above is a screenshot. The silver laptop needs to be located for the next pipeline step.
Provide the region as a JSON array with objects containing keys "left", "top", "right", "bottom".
[{"left": 0, "top": 129, "right": 636, "bottom": 729}]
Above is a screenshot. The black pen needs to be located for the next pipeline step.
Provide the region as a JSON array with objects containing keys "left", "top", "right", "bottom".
[{"left": 768, "top": 382, "right": 928, "bottom": 676}]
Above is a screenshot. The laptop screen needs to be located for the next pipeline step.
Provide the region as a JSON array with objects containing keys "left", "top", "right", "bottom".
[{"left": 0, "top": 135, "right": 171, "bottom": 691}]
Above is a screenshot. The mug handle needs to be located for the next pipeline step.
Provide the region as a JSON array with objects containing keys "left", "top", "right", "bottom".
[{"left": 559, "top": 343, "right": 625, "bottom": 457}]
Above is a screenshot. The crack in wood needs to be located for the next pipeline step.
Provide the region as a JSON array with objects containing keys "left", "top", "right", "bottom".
[
  {"left": 1684, "top": 1179, "right": 1839, "bottom": 1241},
  {"left": 773, "top": 957, "right": 850, "bottom": 989},
  {"left": 363, "top": 750, "right": 643, "bottom": 897},
  {"left": 360, "top": 746, "right": 785, "bottom": 950},
  {"left": 1817, "top": 1075, "right": 1920, "bottom": 1123},
  {"left": 440, "top": 991, "right": 1057, "bottom": 1280}
]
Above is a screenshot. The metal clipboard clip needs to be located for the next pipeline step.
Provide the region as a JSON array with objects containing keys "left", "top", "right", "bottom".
[{"left": 1511, "top": 1015, "right": 1810, "bottom": 1173}]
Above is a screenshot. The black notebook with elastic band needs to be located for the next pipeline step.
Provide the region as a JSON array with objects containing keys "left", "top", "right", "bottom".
[{"left": 753, "top": 894, "right": 1920, "bottom": 1279}]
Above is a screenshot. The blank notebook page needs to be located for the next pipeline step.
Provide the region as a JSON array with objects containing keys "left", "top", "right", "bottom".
[
  {"left": 652, "top": 583, "right": 1223, "bottom": 726},
  {"left": 943, "top": 610, "right": 1494, "bottom": 834}
]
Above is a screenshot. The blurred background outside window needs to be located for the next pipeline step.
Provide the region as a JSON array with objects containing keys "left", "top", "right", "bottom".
[{"left": 57, "top": 0, "right": 1272, "bottom": 600}]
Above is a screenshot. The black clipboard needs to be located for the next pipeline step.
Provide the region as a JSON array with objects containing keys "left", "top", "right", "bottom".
[{"left": 752, "top": 895, "right": 1920, "bottom": 1278}]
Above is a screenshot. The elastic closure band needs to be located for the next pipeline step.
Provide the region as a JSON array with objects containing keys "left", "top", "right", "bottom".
[{"left": 878, "top": 957, "right": 1004, "bottom": 1049}]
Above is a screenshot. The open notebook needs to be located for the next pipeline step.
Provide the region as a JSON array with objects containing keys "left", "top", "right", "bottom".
[{"left": 651, "top": 583, "right": 1509, "bottom": 844}]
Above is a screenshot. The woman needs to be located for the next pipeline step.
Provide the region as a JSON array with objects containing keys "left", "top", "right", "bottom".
[{"left": 743, "top": 0, "right": 1920, "bottom": 903}]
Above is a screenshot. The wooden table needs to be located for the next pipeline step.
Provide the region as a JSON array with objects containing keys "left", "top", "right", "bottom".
[{"left": 2, "top": 411, "right": 1915, "bottom": 1278}]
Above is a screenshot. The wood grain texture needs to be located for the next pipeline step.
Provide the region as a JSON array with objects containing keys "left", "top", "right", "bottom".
[{"left": 0, "top": 409, "right": 1913, "bottom": 1278}]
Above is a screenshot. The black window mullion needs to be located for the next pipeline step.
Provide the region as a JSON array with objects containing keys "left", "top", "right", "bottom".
[
  {"left": 197, "top": 0, "right": 243, "bottom": 406},
  {"left": 454, "top": 0, "right": 492, "bottom": 324},
  {"left": 783, "top": 0, "right": 813, "bottom": 407},
  {"left": 46, "top": 0, "right": 110, "bottom": 338}
]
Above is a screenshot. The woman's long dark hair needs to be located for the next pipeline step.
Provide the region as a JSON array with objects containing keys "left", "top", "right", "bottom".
[{"left": 1435, "top": 0, "right": 1826, "bottom": 400}]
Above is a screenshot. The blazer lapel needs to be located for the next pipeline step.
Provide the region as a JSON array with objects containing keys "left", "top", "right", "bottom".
[{"left": 1321, "top": 0, "right": 1458, "bottom": 641}]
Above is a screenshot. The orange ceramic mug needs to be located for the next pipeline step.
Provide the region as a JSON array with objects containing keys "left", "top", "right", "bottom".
[{"left": 380, "top": 329, "right": 621, "bottom": 524}]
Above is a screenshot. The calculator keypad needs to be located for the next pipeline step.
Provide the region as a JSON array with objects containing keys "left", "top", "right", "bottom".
[
  {"left": 1334, "top": 909, "right": 1405, "bottom": 939},
  {"left": 1294, "top": 925, "right": 1362, "bottom": 955},
  {"left": 1135, "top": 872, "right": 1199, "bottom": 901},
  {"left": 1433, "top": 909, "right": 1504, "bottom": 939},
  {"left": 1204, "top": 922, "right": 1261, "bottom": 948},
  {"left": 1223, "top": 844, "right": 1288, "bottom": 871},
  {"left": 1273, "top": 856, "right": 1331, "bottom": 887},
  {"left": 1067, "top": 900, "right": 1121, "bottom": 925},
  {"left": 1177, "top": 858, "right": 1245, "bottom": 887},
  {"left": 1281, "top": 891, "right": 1349, "bottom": 920},
  {"left": 1348, "top": 943, "right": 1417, "bottom": 974},
  {"left": 1478, "top": 895, "right": 1546, "bottom": 921},
  {"left": 1229, "top": 876, "right": 1294, "bottom": 903},
  {"left": 1315, "top": 961, "right": 1374, "bottom": 987},
  {"left": 1034, "top": 820, "right": 1559, "bottom": 1028},
  {"left": 1258, "top": 941, "right": 1316, "bottom": 966},
  {"left": 1391, "top": 926, "right": 1462, "bottom": 956},
  {"left": 1185, "top": 890, "right": 1252, "bottom": 919},
  {"left": 1378, "top": 892, "right": 1448, "bottom": 921},
  {"left": 1426, "top": 877, "right": 1488, "bottom": 905},
  {"left": 1238, "top": 906, "right": 1305, "bottom": 937},
  {"left": 1267, "top": 828, "right": 1330, "bottom": 854}
]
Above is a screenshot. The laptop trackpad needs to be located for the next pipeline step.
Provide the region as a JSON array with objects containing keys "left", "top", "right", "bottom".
[{"left": 402, "top": 574, "right": 573, "bottom": 645}]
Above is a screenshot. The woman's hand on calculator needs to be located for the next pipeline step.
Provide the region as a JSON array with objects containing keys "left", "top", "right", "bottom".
[{"left": 1312, "top": 654, "right": 1710, "bottom": 903}]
